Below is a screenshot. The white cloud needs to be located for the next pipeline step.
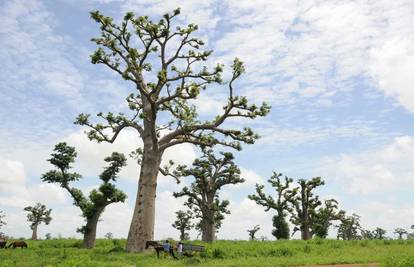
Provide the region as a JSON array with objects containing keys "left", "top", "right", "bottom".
[
  {"left": 121, "top": 0, "right": 219, "bottom": 31},
  {"left": 214, "top": 0, "right": 414, "bottom": 111},
  {"left": 370, "top": 38, "right": 414, "bottom": 111},
  {"left": 0, "top": 157, "right": 66, "bottom": 209},
  {"left": 219, "top": 198, "right": 274, "bottom": 240},
  {"left": 0, "top": 0, "right": 84, "bottom": 99},
  {"left": 237, "top": 168, "right": 264, "bottom": 188},
  {"left": 355, "top": 201, "right": 414, "bottom": 238},
  {"left": 321, "top": 136, "right": 414, "bottom": 194},
  {"left": 257, "top": 120, "right": 382, "bottom": 147}
]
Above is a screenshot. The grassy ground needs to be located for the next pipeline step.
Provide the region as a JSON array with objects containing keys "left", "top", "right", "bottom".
[{"left": 0, "top": 239, "right": 414, "bottom": 267}]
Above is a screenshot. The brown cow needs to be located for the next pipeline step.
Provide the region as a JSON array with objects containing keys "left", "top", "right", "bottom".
[
  {"left": 0, "top": 241, "right": 7, "bottom": 248},
  {"left": 7, "top": 241, "right": 28, "bottom": 248}
]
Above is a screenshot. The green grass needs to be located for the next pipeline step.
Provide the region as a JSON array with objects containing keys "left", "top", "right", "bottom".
[{"left": 0, "top": 238, "right": 413, "bottom": 267}]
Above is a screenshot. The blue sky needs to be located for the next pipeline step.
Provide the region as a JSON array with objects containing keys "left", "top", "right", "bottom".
[{"left": 1, "top": 0, "right": 414, "bottom": 240}]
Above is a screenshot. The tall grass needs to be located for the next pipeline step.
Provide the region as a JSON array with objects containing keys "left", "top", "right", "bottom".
[{"left": 0, "top": 238, "right": 413, "bottom": 266}]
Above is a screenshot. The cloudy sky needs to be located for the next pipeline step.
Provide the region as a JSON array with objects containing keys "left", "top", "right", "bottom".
[{"left": 1, "top": 0, "right": 413, "bottom": 240}]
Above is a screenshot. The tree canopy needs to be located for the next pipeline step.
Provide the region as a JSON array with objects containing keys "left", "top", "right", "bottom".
[{"left": 74, "top": 7, "right": 270, "bottom": 252}]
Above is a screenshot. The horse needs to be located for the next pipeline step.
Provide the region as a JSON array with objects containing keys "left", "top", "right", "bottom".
[
  {"left": 145, "top": 240, "right": 177, "bottom": 259},
  {"left": 7, "top": 241, "right": 28, "bottom": 249}
]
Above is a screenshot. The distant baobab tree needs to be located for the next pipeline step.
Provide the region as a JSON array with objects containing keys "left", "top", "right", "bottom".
[
  {"left": 173, "top": 148, "right": 245, "bottom": 242},
  {"left": 247, "top": 225, "right": 261, "bottom": 240},
  {"left": 249, "top": 172, "right": 293, "bottom": 239},
  {"left": 24, "top": 203, "right": 52, "bottom": 240}
]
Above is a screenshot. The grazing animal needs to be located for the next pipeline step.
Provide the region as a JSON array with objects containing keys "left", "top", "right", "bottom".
[
  {"left": 145, "top": 241, "right": 164, "bottom": 258},
  {"left": 0, "top": 241, "right": 7, "bottom": 248},
  {"left": 7, "top": 241, "right": 28, "bottom": 249},
  {"left": 145, "top": 240, "right": 177, "bottom": 259}
]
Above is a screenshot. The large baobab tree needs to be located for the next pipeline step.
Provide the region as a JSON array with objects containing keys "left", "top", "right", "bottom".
[
  {"left": 75, "top": 8, "right": 270, "bottom": 251},
  {"left": 173, "top": 148, "right": 245, "bottom": 242},
  {"left": 287, "top": 177, "right": 325, "bottom": 240},
  {"left": 248, "top": 172, "right": 293, "bottom": 239},
  {"left": 24, "top": 203, "right": 52, "bottom": 240},
  {"left": 172, "top": 210, "right": 193, "bottom": 241},
  {"left": 41, "top": 142, "right": 127, "bottom": 248}
]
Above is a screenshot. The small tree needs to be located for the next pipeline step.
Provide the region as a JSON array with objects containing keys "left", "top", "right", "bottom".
[
  {"left": 286, "top": 177, "right": 325, "bottom": 240},
  {"left": 337, "top": 213, "right": 361, "bottom": 240},
  {"left": 374, "top": 227, "right": 386, "bottom": 240},
  {"left": 394, "top": 228, "right": 407, "bottom": 240},
  {"left": 105, "top": 232, "right": 113, "bottom": 239},
  {"left": 248, "top": 172, "right": 292, "bottom": 240},
  {"left": 45, "top": 233, "right": 52, "bottom": 240},
  {"left": 41, "top": 142, "right": 127, "bottom": 248},
  {"left": 0, "top": 210, "right": 6, "bottom": 238},
  {"left": 173, "top": 148, "right": 245, "bottom": 242},
  {"left": 361, "top": 229, "right": 375, "bottom": 240},
  {"left": 78, "top": 8, "right": 270, "bottom": 252},
  {"left": 172, "top": 210, "right": 193, "bottom": 241},
  {"left": 24, "top": 203, "right": 52, "bottom": 240},
  {"left": 311, "top": 199, "right": 345, "bottom": 238},
  {"left": 247, "top": 225, "right": 261, "bottom": 240}
]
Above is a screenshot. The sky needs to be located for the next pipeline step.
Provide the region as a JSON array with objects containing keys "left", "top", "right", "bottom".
[{"left": 0, "top": 0, "right": 414, "bottom": 241}]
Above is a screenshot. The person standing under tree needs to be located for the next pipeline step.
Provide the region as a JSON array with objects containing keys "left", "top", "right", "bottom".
[{"left": 177, "top": 242, "right": 183, "bottom": 257}]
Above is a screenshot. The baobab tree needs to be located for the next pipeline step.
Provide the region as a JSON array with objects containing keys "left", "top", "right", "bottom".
[
  {"left": 247, "top": 225, "right": 261, "bottom": 240},
  {"left": 311, "top": 199, "right": 345, "bottom": 238},
  {"left": 172, "top": 210, "right": 193, "bottom": 241},
  {"left": 0, "top": 210, "right": 6, "bottom": 237},
  {"left": 394, "top": 228, "right": 408, "bottom": 240},
  {"left": 374, "top": 227, "right": 386, "bottom": 240},
  {"left": 41, "top": 142, "right": 127, "bottom": 248},
  {"left": 24, "top": 203, "right": 52, "bottom": 240},
  {"left": 173, "top": 148, "right": 245, "bottom": 242},
  {"left": 248, "top": 172, "right": 293, "bottom": 239},
  {"left": 75, "top": 8, "right": 270, "bottom": 252},
  {"left": 337, "top": 213, "right": 361, "bottom": 240},
  {"left": 286, "top": 177, "right": 325, "bottom": 240}
]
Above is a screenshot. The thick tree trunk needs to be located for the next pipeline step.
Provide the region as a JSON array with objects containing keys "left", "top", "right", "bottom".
[
  {"left": 83, "top": 211, "right": 102, "bottom": 249},
  {"left": 201, "top": 220, "right": 215, "bottom": 243},
  {"left": 180, "top": 229, "right": 185, "bottom": 241},
  {"left": 31, "top": 224, "right": 38, "bottom": 240},
  {"left": 201, "top": 198, "right": 215, "bottom": 243},
  {"left": 300, "top": 182, "right": 311, "bottom": 240},
  {"left": 126, "top": 148, "right": 161, "bottom": 252}
]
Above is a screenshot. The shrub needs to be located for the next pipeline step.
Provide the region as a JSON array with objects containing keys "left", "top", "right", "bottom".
[{"left": 212, "top": 248, "right": 226, "bottom": 259}]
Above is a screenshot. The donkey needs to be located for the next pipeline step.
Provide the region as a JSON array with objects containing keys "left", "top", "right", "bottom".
[
  {"left": 7, "top": 241, "right": 28, "bottom": 248},
  {"left": 145, "top": 240, "right": 177, "bottom": 259},
  {"left": 0, "top": 241, "right": 7, "bottom": 248}
]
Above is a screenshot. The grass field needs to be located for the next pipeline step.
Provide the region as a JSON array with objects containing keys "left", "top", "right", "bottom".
[{"left": 1, "top": 238, "right": 414, "bottom": 267}]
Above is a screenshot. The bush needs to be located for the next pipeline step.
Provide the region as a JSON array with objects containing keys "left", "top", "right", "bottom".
[
  {"left": 268, "top": 247, "right": 294, "bottom": 257},
  {"left": 212, "top": 248, "right": 226, "bottom": 259}
]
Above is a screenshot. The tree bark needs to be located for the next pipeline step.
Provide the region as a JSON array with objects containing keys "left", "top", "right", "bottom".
[
  {"left": 201, "top": 199, "right": 215, "bottom": 243},
  {"left": 31, "top": 224, "right": 38, "bottom": 240},
  {"left": 300, "top": 183, "right": 311, "bottom": 240},
  {"left": 83, "top": 211, "right": 102, "bottom": 249},
  {"left": 201, "top": 220, "right": 215, "bottom": 243},
  {"left": 126, "top": 147, "right": 161, "bottom": 252}
]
